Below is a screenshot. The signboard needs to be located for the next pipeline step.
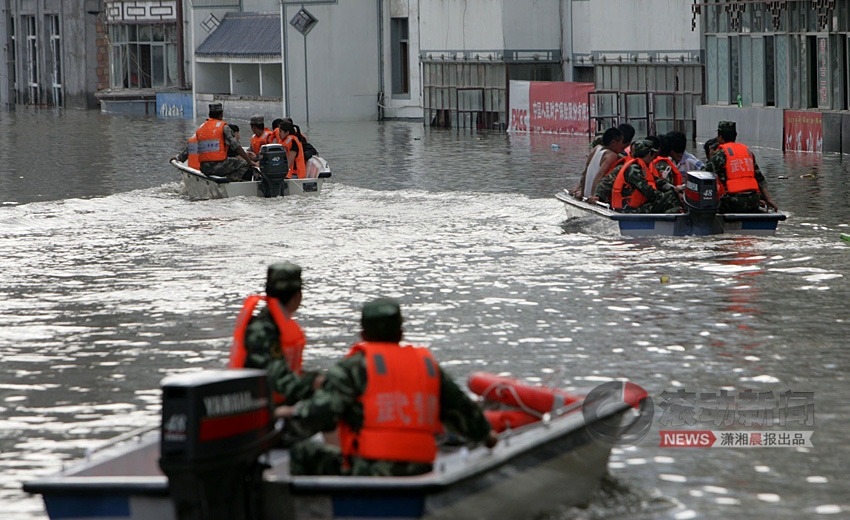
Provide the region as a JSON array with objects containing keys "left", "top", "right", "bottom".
[
  {"left": 818, "top": 37, "right": 828, "bottom": 108},
  {"left": 784, "top": 110, "right": 822, "bottom": 152},
  {"left": 156, "top": 93, "right": 193, "bottom": 119},
  {"left": 508, "top": 80, "right": 594, "bottom": 134},
  {"left": 290, "top": 8, "right": 318, "bottom": 36}
]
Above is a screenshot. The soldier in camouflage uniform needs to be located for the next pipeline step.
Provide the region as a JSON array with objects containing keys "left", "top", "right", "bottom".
[
  {"left": 173, "top": 103, "right": 259, "bottom": 182},
  {"left": 235, "top": 263, "right": 321, "bottom": 404},
  {"left": 613, "top": 139, "right": 682, "bottom": 214},
  {"left": 704, "top": 121, "right": 778, "bottom": 213},
  {"left": 277, "top": 298, "right": 497, "bottom": 476}
]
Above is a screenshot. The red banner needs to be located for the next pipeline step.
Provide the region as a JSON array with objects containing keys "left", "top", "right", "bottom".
[
  {"left": 526, "top": 82, "right": 594, "bottom": 134},
  {"left": 784, "top": 111, "right": 823, "bottom": 152}
]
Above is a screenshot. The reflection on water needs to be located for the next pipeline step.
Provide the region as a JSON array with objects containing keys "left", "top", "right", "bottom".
[{"left": 1, "top": 112, "right": 849, "bottom": 519}]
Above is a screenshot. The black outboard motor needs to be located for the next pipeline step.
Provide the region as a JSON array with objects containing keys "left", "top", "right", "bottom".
[
  {"left": 683, "top": 171, "right": 723, "bottom": 234},
  {"left": 258, "top": 144, "right": 288, "bottom": 197},
  {"left": 158, "top": 369, "right": 278, "bottom": 520}
]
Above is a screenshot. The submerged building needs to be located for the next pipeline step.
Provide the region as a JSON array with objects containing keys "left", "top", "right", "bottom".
[{"left": 0, "top": 0, "right": 848, "bottom": 151}]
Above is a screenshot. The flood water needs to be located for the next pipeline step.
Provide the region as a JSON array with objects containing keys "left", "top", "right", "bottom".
[{"left": 1, "top": 109, "right": 848, "bottom": 519}]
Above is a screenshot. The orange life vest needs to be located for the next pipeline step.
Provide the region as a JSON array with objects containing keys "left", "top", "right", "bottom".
[
  {"left": 270, "top": 128, "right": 282, "bottom": 144},
  {"left": 196, "top": 119, "right": 228, "bottom": 163},
  {"left": 282, "top": 134, "right": 306, "bottom": 179},
  {"left": 251, "top": 129, "right": 274, "bottom": 155},
  {"left": 338, "top": 342, "right": 442, "bottom": 465},
  {"left": 611, "top": 158, "right": 658, "bottom": 210},
  {"left": 718, "top": 142, "right": 760, "bottom": 194},
  {"left": 187, "top": 133, "right": 201, "bottom": 170},
  {"left": 651, "top": 156, "right": 682, "bottom": 186},
  {"left": 228, "top": 295, "right": 305, "bottom": 376}
]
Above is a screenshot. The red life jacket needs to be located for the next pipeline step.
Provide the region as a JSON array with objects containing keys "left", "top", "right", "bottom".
[
  {"left": 196, "top": 119, "right": 228, "bottom": 163},
  {"left": 251, "top": 129, "right": 274, "bottom": 155},
  {"left": 719, "top": 142, "right": 760, "bottom": 194},
  {"left": 338, "top": 342, "right": 442, "bottom": 465},
  {"left": 611, "top": 158, "right": 658, "bottom": 210},
  {"left": 282, "top": 134, "right": 306, "bottom": 179},
  {"left": 651, "top": 156, "right": 682, "bottom": 186},
  {"left": 187, "top": 133, "right": 201, "bottom": 170},
  {"left": 228, "top": 295, "right": 305, "bottom": 375}
]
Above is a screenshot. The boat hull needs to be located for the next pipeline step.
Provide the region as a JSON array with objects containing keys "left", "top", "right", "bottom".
[
  {"left": 24, "top": 403, "right": 631, "bottom": 520},
  {"left": 172, "top": 160, "right": 329, "bottom": 200},
  {"left": 555, "top": 190, "right": 786, "bottom": 236}
]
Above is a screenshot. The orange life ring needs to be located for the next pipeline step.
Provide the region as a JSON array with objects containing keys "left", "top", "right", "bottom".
[{"left": 468, "top": 372, "right": 581, "bottom": 414}]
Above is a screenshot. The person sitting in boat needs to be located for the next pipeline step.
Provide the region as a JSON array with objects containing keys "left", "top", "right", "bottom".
[
  {"left": 282, "top": 118, "right": 319, "bottom": 162},
  {"left": 650, "top": 134, "right": 683, "bottom": 186},
  {"left": 173, "top": 103, "right": 258, "bottom": 182},
  {"left": 703, "top": 137, "right": 719, "bottom": 163},
  {"left": 667, "top": 130, "right": 704, "bottom": 174},
  {"left": 278, "top": 120, "right": 307, "bottom": 179},
  {"left": 611, "top": 139, "right": 683, "bottom": 214},
  {"left": 619, "top": 123, "right": 636, "bottom": 157},
  {"left": 588, "top": 156, "right": 627, "bottom": 205},
  {"left": 570, "top": 126, "right": 625, "bottom": 200},
  {"left": 229, "top": 262, "right": 322, "bottom": 405},
  {"left": 247, "top": 114, "right": 274, "bottom": 161},
  {"left": 276, "top": 298, "right": 498, "bottom": 476},
  {"left": 704, "top": 121, "right": 778, "bottom": 213}
]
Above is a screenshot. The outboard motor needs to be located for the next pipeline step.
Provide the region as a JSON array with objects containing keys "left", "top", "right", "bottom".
[
  {"left": 158, "top": 369, "right": 278, "bottom": 520},
  {"left": 683, "top": 170, "right": 723, "bottom": 234},
  {"left": 258, "top": 144, "right": 289, "bottom": 197}
]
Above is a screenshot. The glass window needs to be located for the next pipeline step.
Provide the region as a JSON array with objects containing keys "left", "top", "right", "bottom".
[
  {"left": 390, "top": 17, "right": 409, "bottom": 96},
  {"left": 108, "top": 23, "right": 178, "bottom": 89}
]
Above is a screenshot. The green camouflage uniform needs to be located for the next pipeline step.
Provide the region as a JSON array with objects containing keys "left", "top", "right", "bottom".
[
  {"left": 287, "top": 351, "right": 492, "bottom": 476},
  {"left": 241, "top": 307, "right": 319, "bottom": 405},
  {"left": 704, "top": 146, "right": 766, "bottom": 213},
  {"left": 176, "top": 123, "right": 250, "bottom": 182},
  {"left": 620, "top": 161, "right": 681, "bottom": 214}
]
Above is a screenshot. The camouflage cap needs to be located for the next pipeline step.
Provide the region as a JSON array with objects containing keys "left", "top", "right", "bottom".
[
  {"left": 630, "top": 139, "right": 658, "bottom": 159},
  {"left": 718, "top": 120, "right": 736, "bottom": 133},
  {"left": 361, "top": 298, "right": 403, "bottom": 337},
  {"left": 266, "top": 262, "right": 302, "bottom": 297},
  {"left": 250, "top": 114, "right": 265, "bottom": 126},
  {"left": 208, "top": 103, "right": 223, "bottom": 114}
]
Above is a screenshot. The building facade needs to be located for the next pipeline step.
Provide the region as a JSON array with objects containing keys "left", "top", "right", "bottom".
[
  {"left": 0, "top": 0, "right": 102, "bottom": 109},
  {"left": 692, "top": 0, "right": 850, "bottom": 151}
]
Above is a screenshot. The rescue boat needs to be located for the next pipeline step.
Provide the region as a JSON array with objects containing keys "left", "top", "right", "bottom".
[
  {"left": 171, "top": 143, "right": 331, "bottom": 200},
  {"left": 23, "top": 369, "right": 648, "bottom": 520},
  {"left": 556, "top": 170, "right": 786, "bottom": 237}
]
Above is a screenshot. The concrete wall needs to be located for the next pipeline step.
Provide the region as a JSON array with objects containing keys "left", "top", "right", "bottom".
[
  {"left": 281, "top": 0, "right": 381, "bottom": 122},
  {"left": 570, "top": 0, "right": 700, "bottom": 56},
  {"left": 420, "top": 0, "right": 506, "bottom": 51},
  {"left": 419, "top": 0, "right": 560, "bottom": 52},
  {"left": 696, "top": 106, "right": 785, "bottom": 148}
]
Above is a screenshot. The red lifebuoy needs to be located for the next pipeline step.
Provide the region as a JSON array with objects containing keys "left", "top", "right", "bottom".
[{"left": 468, "top": 372, "right": 581, "bottom": 414}]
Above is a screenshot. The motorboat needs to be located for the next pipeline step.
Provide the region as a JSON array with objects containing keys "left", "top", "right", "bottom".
[
  {"left": 171, "top": 144, "right": 331, "bottom": 200},
  {"left": 556, "top": 171, "right": 786, "bottom": 237},
  {"left": 23, "top": 369, "right": 648, "bottom": 520}
]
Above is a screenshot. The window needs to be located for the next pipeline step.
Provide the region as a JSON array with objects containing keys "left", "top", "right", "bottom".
[
  {"left": 48, "top": 15, "right": 63, "bottom": 107},
  {"left": 9, "top": 18, "right": 16, "bottom": 96},
  {"left": 109, "top": 23, "right": 178, "bottom": 89},
  {"left": 25, "top": 16, "right": 39, "bottom": 104},
  {"left": 391, "top": 18, "right": 409, "bottom": 96}
]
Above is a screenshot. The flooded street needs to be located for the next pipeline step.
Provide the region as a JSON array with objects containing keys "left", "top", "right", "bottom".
[{"left": 1, "top": 109, "right": 848, "bottom": 519}]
